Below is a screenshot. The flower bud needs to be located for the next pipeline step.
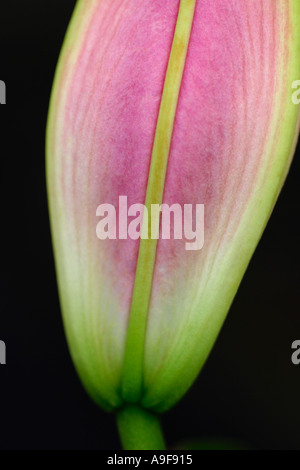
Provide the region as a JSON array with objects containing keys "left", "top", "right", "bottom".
[{"left": 46, "top": 0, "right": 300, "bottom": 412}]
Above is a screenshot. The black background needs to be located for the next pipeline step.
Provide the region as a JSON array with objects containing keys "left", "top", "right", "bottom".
[{"left": 0, "top": 1, "right": 299, "bottom": 450}]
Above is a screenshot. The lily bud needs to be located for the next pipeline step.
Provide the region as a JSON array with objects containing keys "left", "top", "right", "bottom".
[{"left": 46, "top": 0, "right": 300, "bottom": 413}]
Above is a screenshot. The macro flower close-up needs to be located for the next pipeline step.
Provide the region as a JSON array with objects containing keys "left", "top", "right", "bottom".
[
  {"left": 45, "top": 0, "right": 300, "bottom": 450},
  {"left": 1, "top": 0, "right": 300, "bottom": 452}
]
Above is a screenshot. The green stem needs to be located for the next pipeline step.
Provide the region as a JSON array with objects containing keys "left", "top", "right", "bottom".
[{"left": 116, "top": 405, "right": 166, "bottom": 450}]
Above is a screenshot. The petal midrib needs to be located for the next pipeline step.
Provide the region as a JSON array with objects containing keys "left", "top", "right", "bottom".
[{"left": 120, "top": 0, "right": 197, "bottom": 403}]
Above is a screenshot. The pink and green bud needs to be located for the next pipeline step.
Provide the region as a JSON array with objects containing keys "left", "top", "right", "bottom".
[{"left": 46, "top": 0, "right": 300, "bottom": 413}]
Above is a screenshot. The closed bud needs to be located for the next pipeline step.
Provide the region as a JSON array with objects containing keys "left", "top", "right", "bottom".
[{"left": 47, "top": 0, "right": 300, "bottom": 413}]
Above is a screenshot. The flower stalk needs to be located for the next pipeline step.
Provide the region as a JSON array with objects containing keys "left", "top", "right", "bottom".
[{"left": 117, "top": 405, "right": 166, "bottom": 451}]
